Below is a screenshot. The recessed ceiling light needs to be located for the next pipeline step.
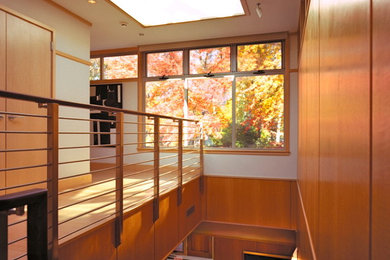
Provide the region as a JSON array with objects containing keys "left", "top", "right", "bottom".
[
  {"left": 120, "top": 21, "right": 128, "bottom": 27},
  {"left": 109, "top": 0, "right": 245, "bottom": 27},
  {"left": 88, "top": 0, "right": 96, "bottom": 4}
]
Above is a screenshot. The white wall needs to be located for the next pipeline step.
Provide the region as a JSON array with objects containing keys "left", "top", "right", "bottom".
[{"left": 0, "top": 0, "right": 91, "bottom": 178}]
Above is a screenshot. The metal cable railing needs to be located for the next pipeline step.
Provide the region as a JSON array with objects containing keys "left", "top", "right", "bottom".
[{"left": 0, "top": 89, "right": 203, "bottom": 260}]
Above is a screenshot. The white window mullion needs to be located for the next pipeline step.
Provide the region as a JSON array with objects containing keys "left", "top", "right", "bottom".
[{"left": 232, "top": 76, "right": 237, "bottom": 148}]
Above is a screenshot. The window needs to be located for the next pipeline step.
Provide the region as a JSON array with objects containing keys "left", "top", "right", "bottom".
[
  {"left": 235, "top": 75, "right": 284, "bottom": 149},
  {"left": 90, "top": 53, "right": 138, "bottom": 81},
  {"left": 189, "top": 47, "right": 230, "bottom": 74},
  {"left": 147, "top": 51, "right": 183, "bottom": 77},
  {"left": 187, "top": 77, "right": 233, "bottom": 147},
  {"left": 103, "top": 55, "right": 138, "bottom": 79},
  {"left": 142, "top": 40, "right": 287, "bottom": 153},
  {"left": 237, "top": 42, "right": 282, "bottom": 71},
  {"left": 89, "top": 58, "right": 100, "bottom": 80}
]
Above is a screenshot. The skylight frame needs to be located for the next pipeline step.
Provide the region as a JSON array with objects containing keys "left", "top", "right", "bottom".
[{"left": 107, "top": 0, "right": 249, "bottom": 27}]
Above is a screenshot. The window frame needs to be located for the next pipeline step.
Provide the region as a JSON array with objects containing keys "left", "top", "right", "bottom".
[
  {"left": 139, "top": 35, "right": 290, "bottom": 155},
  {"left": 90, "top": 48, "right": 139, "bottom": 84}
]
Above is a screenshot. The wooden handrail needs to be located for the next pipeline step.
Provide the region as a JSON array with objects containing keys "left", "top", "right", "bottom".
[{"left": 0, "top": 90, "right": 198, "bottom": 122}]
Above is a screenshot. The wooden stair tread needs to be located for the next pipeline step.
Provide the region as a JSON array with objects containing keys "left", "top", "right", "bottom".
[{"left": 193, "top": 221, "right": 296, "bottom": 246}]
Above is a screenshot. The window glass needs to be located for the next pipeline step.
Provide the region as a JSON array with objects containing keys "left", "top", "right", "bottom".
[
  {"left": 147, "top": 51, "right": 183, "bottom": 77},
  {"left": 143, "top": 40, "right": 286, "bottom": 152},
  {"left": 235, "top": 75, "right": 284, "bottom": 148},
  {"left": 145, "top": 80, "right": 185, "bottom": 147},
  {"left": 189, "top": 47, "right": 230, "bottom": 74},
  {"left": 237, "top": 42, "right": 282, "bottom": 71},
  {"left": 103, "top": 55, "right": 138, "bottom": 79},
  {"left": 89, "top": 58, "right": 100, "bottom": 80},
  {"left": 187, "top": 77, "right": 233, "bottom": 148}
]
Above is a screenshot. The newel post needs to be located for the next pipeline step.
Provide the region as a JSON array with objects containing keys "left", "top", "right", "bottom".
[
  {"left": 114, "top": 112, "right": 124, "bottom": 247},
  {"left": 47, "top": 103, "right": 59, "bottom": 260},
  {"left": 153, "top": 117, "right": 160, "bottom": 222},
  {"left": 177, "top": 120, "right": 183, "bottom": 205}
]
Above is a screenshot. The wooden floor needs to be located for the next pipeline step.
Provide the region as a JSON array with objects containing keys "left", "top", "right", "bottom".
[{"left": 6, "top": 164, "right": 200, "bottom": 260}]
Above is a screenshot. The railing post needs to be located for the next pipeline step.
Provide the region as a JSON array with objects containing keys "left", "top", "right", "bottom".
[
  {"left": 47, "top": 103, "right": 59, "bottom": 260},
  {"left": 199, "top": 138, "right": 204, "bottom": 194},
  {"left": 153, "top": 117, "right": 160, "bottom": 222},
  {"left": 0, "top": 210, "right": 7, "bottom": 260},
  {"left": 177, "top": 120, "right": 183, "bottom": 206},
  {"left": 115, "top": 112, "right": 124, "bottom": 247},
  {"left": 27, "top": 190, "right": 48, "bottom": 259}
]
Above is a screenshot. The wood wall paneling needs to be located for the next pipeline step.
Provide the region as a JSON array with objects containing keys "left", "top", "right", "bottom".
[
  {"left": 372, "top": 0, "right": 390, "bottom": 258},
  {"left": 318, "top": 0, "right": 370, "bottom": 259},
  {"left": 154, "top": 189, "right": 179, "bottom": 260},
  {"left": 206, "top": 176, "right": 294, "bottom": 229},
  {"left": 118, "top": 201, "right": 155, "bottom": 260},
  {"left": 0, "top": 10, "right": 5, "bottom": 195},
  {"left": 297, "top": 0, "right": 320, "bottom": 254}
]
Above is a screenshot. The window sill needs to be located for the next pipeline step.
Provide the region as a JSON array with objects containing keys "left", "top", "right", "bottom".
[
  {"left": 90, "top": 78, "right": 138, "bottom": 84},
  {"left": 204, "top": 149, "right": 290, "bottom": 156},
  {"left": 136, "top": 147, "right": 290, "bottom": 156}
]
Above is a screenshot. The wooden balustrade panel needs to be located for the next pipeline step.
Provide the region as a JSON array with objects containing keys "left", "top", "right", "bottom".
[
  {"left": 206, "top": 176, "right": 294, "bottom": 229},
  {"left": 59, "top": 220, "right": 116, "bottom": 260},
  {"left": 154, "top": 189, "right": 179, "bottom": 260},
  {"left": 179, "top": 178, "right": 202, "bottom": 239},
  {"left": 118, "top": 201, "right": 154, "bottom": 260},
  {"left": 372, "top": 0, "right": 390, "bottom": 258},
  {"left": 318, "top": 0, "right": 370, "bottom": 259}
]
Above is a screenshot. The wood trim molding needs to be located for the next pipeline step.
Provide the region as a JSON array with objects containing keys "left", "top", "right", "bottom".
[
  {"left": 55, "top": 50, "right": 91, "bottom": 66},
  {"left": 90, "top": 47, "right": 138, "bottom": 57},
  {"left": 90, "top": 78, "right": 138, "bottom": 84},
  {"left": 138, "top": 32, "right": 288, "bottom": 52},
  {"left": 0, "top": 4, "right": 55, "bottom": 32},
  {"left": 204, "top": 175, "right": 296, "bottom": 182},
  {"left": 43, "top": 0, "right": 92, "bottom": 27}
]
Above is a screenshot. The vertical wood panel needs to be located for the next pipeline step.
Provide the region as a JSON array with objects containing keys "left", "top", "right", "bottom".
[
  {"left": 297, "top": 0, "right": 320, "bottom": 255},
  {"left": 187, "top": 233, "right": 212, "bottom": 258},
  {"left": 0, "top": 10, "right": 5, "bottom": 195},
  {"left": 5, "top": 13, "right": 53, "bottom": 193},
  {"left": 179, "top": 178, "right": 202, "bottom": 239},
  {"left": 154, "top": 189, "right": 179, "bottom": 260},
  {"left": 118, "top": 202, "right": 154, "bottom": 260},
  {"left": 318, "top": 0, "right": 370, "bottom": 259},
  {"left": 372, "top": 0, "right": 390, "bottom": 258},
  {"left": 59, "top": 221, "right": 116, "bottom": 260},
  {"left": 206, "top": 176, "right": 294, "bottom": 229}
]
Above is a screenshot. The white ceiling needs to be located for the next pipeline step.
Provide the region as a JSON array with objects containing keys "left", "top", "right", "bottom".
[{"left": 52, "top": 0, "right": 301, "bottom": 51}]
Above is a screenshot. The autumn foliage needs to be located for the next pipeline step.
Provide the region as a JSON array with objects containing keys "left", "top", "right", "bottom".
[{"left": 144, "top": 42, "right": 284, "bottom": 149}]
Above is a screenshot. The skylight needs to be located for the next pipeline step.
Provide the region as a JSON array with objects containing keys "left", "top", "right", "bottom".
[{"left": 109, "top": 0, "right": 246, "bottom": 27}]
